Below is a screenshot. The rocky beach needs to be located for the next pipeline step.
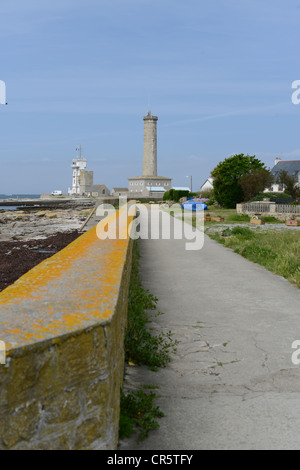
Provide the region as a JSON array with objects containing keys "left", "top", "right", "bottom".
[
  {"left": 0, "top": 206, "right": 93, "bottom": 292},
  {"left": 0, "top": 207, "right": 90, "bottom": 242}
]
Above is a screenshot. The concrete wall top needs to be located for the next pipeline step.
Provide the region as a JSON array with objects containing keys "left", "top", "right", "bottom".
[{"left": 0, "top": 207, "right": 134, "bottom": 355}]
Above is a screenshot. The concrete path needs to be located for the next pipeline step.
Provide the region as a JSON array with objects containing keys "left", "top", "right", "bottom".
[{"left": 119, "top": 206, "right": 300, "bottom": 450}]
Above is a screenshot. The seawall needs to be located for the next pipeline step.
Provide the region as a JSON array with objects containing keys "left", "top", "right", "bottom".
[{"left": 0, "top": 205, "right": 134, "bottom": 449}]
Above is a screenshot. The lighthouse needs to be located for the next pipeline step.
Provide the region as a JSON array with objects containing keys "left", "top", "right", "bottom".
[
  {"left": 143, "top": 110, "right": 158, "bottom": 177},
  {"left": 68, "top": 145, "right": 87, "bottom": 195},
  {"left": 128, "top": 111, "right": 172, "bottom": 198}
]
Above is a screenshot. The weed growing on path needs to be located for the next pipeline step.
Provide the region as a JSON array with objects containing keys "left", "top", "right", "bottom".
[
  {"left": 119, "top": 389, "right": 164, "bottom": 442},
  {"left": 119, "top": 240, "right": 178, "bottom": 443},
  {"left": 125, "top": 240, "right": 178, "bottom": 370}
]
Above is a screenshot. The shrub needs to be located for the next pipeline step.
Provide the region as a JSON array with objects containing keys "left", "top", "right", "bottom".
[
  {"left": 263, "top": 216, "right": 282, "bottom": 223},
  {"left": 173, "top": 190, "right": 189, "bottom": 202},
  {"left": 163, "top": 189, "right": 173, "bottom": 201},
  {"left": 163, "top": 189, "right": 196, "bottom": 202},
  {"left": 199, "top": 189, "right": 213, "bottom": 199},
  {"left": 241, "top": 245, "right": 278, "bottom": 262},
  {"left": 239, "top": 168, "right": 274, "bottom": 202},
  {"left": 211, "top": 153, "right": 266, "bottom": 208},
  {"left": 231, "top": 226, "right": 254, "bottom": 238},
  {"left": 221, "top": 228, "right": 232, "bottom": 237},
  {"left": 119, "top": 390, "right": 164, "bottom": 442},
  {"left": 248, "top": 192, "right": 292, "bottom": 202}
]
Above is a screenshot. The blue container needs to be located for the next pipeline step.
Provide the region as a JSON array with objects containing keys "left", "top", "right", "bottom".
[{"left": 181, "top": 200, "right": 207, "bottom": 211}]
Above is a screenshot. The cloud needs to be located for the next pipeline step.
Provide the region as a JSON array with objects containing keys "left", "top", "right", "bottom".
[
  {"left": 162, "top": 101, "right": 292, "bottom": 127},
  {"left": 260, "top": 149, "right": 300, "bottom": 160},
  {"left": 0, "top": 0, "right": 101, "bottom": 36}
]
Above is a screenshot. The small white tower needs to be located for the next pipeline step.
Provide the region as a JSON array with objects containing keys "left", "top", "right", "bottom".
[{"left": 68, "top": 145, "right": 87, "bottom": 195}]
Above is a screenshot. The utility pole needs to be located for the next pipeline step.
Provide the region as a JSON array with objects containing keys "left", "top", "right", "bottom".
[{"left": 186, "top": 175, "right": 192, "bottom": 192}]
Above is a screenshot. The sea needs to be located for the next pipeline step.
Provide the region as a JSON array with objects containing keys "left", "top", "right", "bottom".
[{"left": 0, "top": 194, "right": 41, "bottom": 211}]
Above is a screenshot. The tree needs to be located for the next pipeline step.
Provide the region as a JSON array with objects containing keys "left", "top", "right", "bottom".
[
  {"left": 211, "top": 154, "right": 265, "bottom": 208},
  {"left": 239, "top": 168, "right": 274, "bottom": 202},
  {"left": 276, "top": 170, "right": 300, "bottom": 199}
]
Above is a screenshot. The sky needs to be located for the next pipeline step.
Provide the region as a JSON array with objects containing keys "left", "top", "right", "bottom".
[{"left": 1, "top": 0, "right": 300, "bottom": 194}]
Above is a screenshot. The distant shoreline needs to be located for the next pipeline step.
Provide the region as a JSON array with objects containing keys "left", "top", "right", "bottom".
[
  {"left": 0, "top": 195, "right": 41, "bottom": 211},
  {"left": 0, "top": 194, "right": 41, "bottom": 199}
]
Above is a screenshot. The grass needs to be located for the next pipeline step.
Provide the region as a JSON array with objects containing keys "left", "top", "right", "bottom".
[
  {"left": 204, "top": 206, "right": 284, "bottom": 225},
  {"left": 205, "top": 207, "right": 238, "bottom": 220},
  {"left": 200, "top": 206, "right": 251, "bottom": 224},
  {"left": 209, "top": 229, "right": 300, "bottom": 288},
  {"left": 263, "top": 216, "right": 285, "bottom": 224},
  {"left": 187, "top": 206, "right": 300, "bottom": 288},
  {"left": 164, "top": 204, "right": 283, "bottom": 227},
  {"left": 225, "top": 213, "right": 250, "bottom": 223},
  {"left": 171, "top": 206, "right": 299, "bottom": 288}
]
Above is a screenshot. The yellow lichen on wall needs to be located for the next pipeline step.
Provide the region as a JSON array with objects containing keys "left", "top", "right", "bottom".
[{"left": 0, "top": 204, "right": 135, "bottom": 450}]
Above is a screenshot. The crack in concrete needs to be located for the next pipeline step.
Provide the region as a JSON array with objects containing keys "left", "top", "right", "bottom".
[{"left": 252, "top": 334, "right": 271, "bottom": 372}]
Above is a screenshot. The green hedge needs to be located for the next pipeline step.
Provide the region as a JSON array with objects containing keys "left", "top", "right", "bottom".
[
  {"left": 163, "top": 189, "right": 196, "bottom": 202},
  {"left": 248, "top": 192, "right": 292, "bottom": 202}
]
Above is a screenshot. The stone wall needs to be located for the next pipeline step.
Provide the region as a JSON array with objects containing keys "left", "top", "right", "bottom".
[
  {"left": 237, "top": 202, "right": 300, "bottom": 221},
  {"left": 0, "top": 206, "right": 134, "bottom": 450},
  {"left": 79, "top": 170, "right": 94, "bottom": 189}
]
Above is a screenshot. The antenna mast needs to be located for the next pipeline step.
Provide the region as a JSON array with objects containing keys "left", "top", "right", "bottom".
[{"left": 76, "top": 144, "right": 82, "bottom": 158}]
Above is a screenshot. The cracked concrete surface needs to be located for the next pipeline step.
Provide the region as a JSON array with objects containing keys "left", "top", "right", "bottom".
[{"left": 119, "top": 209, "right": 300, "bottom": 450}]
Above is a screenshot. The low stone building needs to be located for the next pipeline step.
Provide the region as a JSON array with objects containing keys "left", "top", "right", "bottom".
[
  {"left": 111, "top": 188, "right": 129, "bottom": 197},
  {"left": 79, "top": 173, "right": 110, "bottom": 197},
  {"left": 128, "top": 176, "right": 171, "bottom": 197}
]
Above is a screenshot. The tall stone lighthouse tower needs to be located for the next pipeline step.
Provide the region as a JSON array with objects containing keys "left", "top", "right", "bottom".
[
  {"left": 128, "top": 110, "right": 172, "bottom": 197},
  {"left": 143, "top": 110, "right": 158, "bottom": 177}
]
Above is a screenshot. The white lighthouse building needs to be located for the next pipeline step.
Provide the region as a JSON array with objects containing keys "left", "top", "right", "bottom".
[
  {"left": 67, "top": 145, "right": 110, "bottom": 197},
  {"left": 68, "top": 146, "right": 87, "bottom": 195}
]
